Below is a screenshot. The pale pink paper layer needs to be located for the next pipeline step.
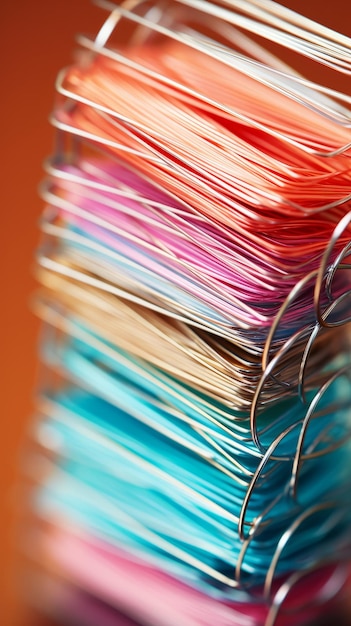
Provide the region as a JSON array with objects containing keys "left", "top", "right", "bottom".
[{"left": 43, "top": 526, "right": 343, "bottom": 626}]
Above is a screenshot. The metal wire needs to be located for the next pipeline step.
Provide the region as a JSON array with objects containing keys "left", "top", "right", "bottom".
[{"left": 31, "top": 1, "right": 351, "bottom": 624}]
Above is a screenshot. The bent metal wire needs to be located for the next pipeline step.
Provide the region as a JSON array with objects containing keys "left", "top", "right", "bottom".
[{"left": 30, "top": 1, "right": 351, "bottom": 625}]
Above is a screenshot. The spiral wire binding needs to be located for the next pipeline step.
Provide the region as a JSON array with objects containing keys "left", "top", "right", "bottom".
[{"left": 28, "top": 1, "right": 351, "bottom": 625}]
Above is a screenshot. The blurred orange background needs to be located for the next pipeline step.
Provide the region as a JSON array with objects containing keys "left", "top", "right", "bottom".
[{"left": 1, "top": 1, "right": 350, "bottom": 624}]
